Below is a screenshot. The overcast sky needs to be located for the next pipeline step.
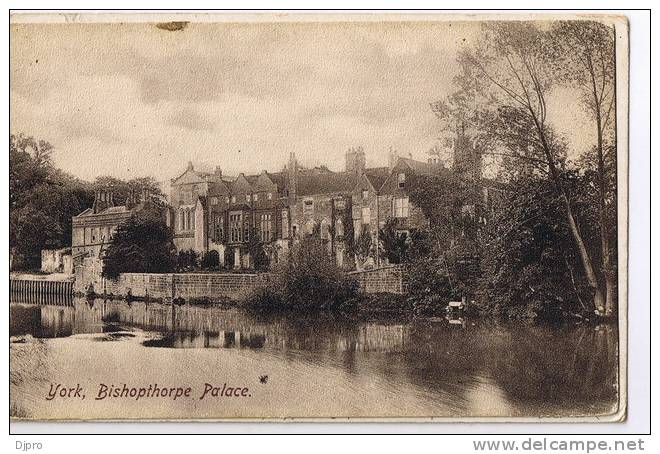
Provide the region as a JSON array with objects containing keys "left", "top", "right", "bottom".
[{"left": 10, "top": 19, "right": 592, "bottom": 182}]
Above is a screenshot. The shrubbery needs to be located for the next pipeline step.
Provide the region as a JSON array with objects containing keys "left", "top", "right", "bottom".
[
  {"left": 102, "top": 210, "right": 176, "bottom": 280},
  {"left": 244, "top": 233, "right": 359, "bottom": 310}
]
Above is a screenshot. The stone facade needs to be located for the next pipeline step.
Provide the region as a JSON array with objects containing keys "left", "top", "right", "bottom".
[
  {"left": 166, "top": 138, "right": 495, "bottom": 269},
  {"left": 72, "top": 189, "right": 150, "bottom": 259},
  {"left": 348, "top": 265, "right": 406, "bottom": 295},
  {"left": 41, "top": 247, "right": 73, "bottom": 274},
  {"left": 75, "top": 258, "right": 271, "bottom": 302}
]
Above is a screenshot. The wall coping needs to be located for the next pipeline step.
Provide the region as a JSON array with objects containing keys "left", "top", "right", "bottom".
[
  {"left": 347, "top": 265, "right": 403, "bottom": 275},
  {"left": 114, "top": 272, "right": 271, "bottom": 279}
]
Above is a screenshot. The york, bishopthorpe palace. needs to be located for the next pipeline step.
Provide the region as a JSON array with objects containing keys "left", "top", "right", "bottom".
[{"left": 71, "top": 134, "right": 499, "bottom": 270}]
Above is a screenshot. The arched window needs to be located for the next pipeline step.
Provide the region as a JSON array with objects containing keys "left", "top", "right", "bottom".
[
  {"left": 191, "top": 209, "right": 195, "bottom": 230},
  {"left": 180, "top": 209, "right": 185, "bottom": 231}
]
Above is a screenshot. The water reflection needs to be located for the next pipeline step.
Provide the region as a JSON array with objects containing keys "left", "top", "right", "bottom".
[{"left": 10, "top": 298, "right": 619, "bottom": 419}]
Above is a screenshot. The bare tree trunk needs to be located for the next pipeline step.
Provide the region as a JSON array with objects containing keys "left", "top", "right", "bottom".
[
  {"left": 589, "top": 55, "right": 615, "bottom": 317},
  {"left": 532, "top": 112, "right": 605, "bottom": 315},
  {"left": 561, "top": 193, "right": 605, "bottom": 314}
]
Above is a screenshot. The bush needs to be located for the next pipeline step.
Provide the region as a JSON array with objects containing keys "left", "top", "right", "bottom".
[
  {"left": 200, "top": 250, "right": 220, "bottom": 270},
  {"left": 244, "top": 233, "right": 359, "bottom": 310},
  {"left": 102, "top": 210, "right": 176, "bottom": 280},
  {"left": 176, "top": 249, "right": 200, "bottom": 272}
]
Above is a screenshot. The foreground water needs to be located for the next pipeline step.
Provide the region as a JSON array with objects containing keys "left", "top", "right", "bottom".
[{"left": 10, "top": 298, "right": 619, "bottom": 420}]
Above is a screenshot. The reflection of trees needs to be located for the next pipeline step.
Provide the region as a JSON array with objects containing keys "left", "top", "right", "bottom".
[
  {"left": 396, "top": 321, "right": 618, "bottom": 413},
  {"left": 487, "top": 324, "right": 618, "bottom": 408}
]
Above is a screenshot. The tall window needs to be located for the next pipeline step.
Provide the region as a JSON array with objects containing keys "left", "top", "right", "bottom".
[
  {"left": 244, "top": 222, "right": 250, "bottom": 242},
  {"left": 362, "top": 189, "right": 369, "bottom": 200},
  {"left": 393, "top": 197, "right": 409, "bottom": 218},
  {"left": 180, "top": 209, "right": 185, "bottom": 231},
  {"left": 362, "top": 207, "right": 371, "bottom": 225},
  {"left": 320, "top": 219, "right": 330, "bottom": 240},
  {"left": 229, "top": 212, "right": 242, "bottom": 242},
  {"left": 260, "top": 213, "right": 272, "bottom": 242},
  {"left": 191, "top": 210, "right": 195, "bottom": 230},
  {"left": 253, "top": 193, "right": 259, "bottom": 202},
  {"left": 247, "top": 194, "right": 252, "bottom": 202},
  {"left": 213, "top": 215, "right": 224, "bottom": 242},
  {"left": 397, "top": 173, "right": 406, "bottom": 188},
  {"left": 267, "top": 192, "right": 273, "bottom": 200}
]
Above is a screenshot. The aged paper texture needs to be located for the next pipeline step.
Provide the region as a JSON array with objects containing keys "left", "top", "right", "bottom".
[{"left": 9, "top": 12, "right": 628, "bottom": 422}]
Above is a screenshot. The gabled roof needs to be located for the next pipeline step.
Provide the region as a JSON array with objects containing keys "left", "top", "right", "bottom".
[
  {"left": 75, "top": 208, "right": 93, "bottom": 217},
  {"left": 208, "top": 179, "right": 231, "bottom": 195},
  {"left": 297, "top": 171, "right": 358, "bottom": 196},
  {"left": 74, "top": 204, "right": 139, "bottom": 218},
  {"left": 399, "top": 157, "right": 444, "bottom": 175},
  {"left": 171, "top": 167, "right": 210, "bottom": 185},
  {"left": 229, "top": 173, "right": 252, "bottom": 193},
  {"left": 267, "top": 171, "right": 286, "bottom": 190},
  {"left": 364, "top": 167, "right": 391, "bottom": 191}
]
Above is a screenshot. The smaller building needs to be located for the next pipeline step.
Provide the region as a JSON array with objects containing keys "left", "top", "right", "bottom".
[{"left": 72, "top": 188, "right": 150, "bottom": 259}]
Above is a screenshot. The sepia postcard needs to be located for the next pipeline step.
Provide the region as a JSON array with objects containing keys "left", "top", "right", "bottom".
[{"left": 9, "top": 12, "right": 628, "bottom": 422}]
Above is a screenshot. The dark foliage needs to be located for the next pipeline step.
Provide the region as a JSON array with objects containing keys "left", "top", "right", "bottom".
[
  {"left": 10, "top": 133, "right": 94, "bottom": 268},
  {"left": 176, "top": 249, "right": 200, "bottom": 272},
  {"left": 244, "top": 233, "right": 359, "bottom": 310},
  {"left": 200, "top": 250, "right": 221, "bottom": 269},
  {"left": 378, "top": 219, "right": 409, "bottom": 264},
  {"left": 246, "top": 228, "right": 270, "bottom": 271},
  {"left": 102, "top": 211, "right": 176, "bottom": 279}
]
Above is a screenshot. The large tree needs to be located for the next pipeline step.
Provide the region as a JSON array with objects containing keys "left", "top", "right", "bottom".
[
  {"left": 550, "top": 20, "right": 617, "bottom": 315},
  {"left": 438, "top": 22, "right": 612, "bottom": 317},
  {"left": 10, "top": 133, "right": 94, "bottom": 268}
]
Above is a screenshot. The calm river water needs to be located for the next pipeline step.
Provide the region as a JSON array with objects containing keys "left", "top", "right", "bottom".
[{"left": 10, "top": 298, "right": 619, "bottom": 420}]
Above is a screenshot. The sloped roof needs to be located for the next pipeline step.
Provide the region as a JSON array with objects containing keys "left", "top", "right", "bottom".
[
  {"left": 400, "top": 157, "right": 444, "bottom": 175},
  {"left": 297, "top": 170, "right": 358, "bottom": 196},
  {"left": 267, "top": 171, "right": 286, "bottom": 190},
  {"left": 75, "top": 205, "right": 134, "bottom": 218},
  {"left": 364, "top": 167, "right": 391, "bottom": 191}
]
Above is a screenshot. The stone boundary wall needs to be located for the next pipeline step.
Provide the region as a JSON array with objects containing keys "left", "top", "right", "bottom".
[
  {"left": 74, "top": 258, "right": 270, "bottom": 302},
  {"left": 348, "top": 265, "right": 406, "bottom": 295}
]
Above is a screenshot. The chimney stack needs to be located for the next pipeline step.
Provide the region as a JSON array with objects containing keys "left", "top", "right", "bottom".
[
  {"left": 287, "top": 152, "right": 298, "bottom": 203},
  {"left": 388, "top": 147, "right": 399, "bottom": 170},
  {"left": 92, "top": 188, "right": 115, "bottom": 213},
  {"left": 345, "top": 146, "right": 366, "bottom": 175}
]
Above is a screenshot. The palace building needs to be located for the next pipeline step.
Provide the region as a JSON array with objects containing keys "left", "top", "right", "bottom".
[
  {"left": 166, "top": 145, "right": 473, "bottom": 270},
  {"left": 72, "top": 133, "right": 500, "bottom": 271}
]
